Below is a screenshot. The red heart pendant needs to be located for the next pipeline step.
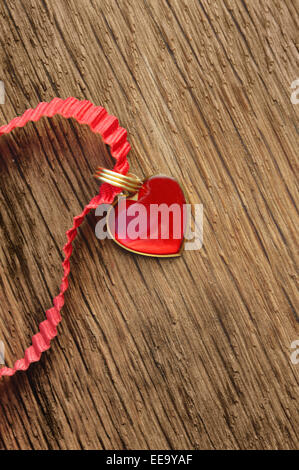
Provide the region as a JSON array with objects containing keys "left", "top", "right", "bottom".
[{"left": 107, "top": 175, "right": 187, "bottom": 257}]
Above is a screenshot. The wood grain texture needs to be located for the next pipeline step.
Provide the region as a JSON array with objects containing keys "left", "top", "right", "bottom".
[{"left": 0, "top": 0, "right": 298, "bottom": 450}]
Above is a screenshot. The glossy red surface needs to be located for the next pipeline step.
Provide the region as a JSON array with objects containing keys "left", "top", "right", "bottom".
[{"left": 109, "top": 175, "right": 186, "bottom": 256}]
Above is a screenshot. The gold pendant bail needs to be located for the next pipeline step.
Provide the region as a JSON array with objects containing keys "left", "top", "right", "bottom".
[{"left": 94, "top": 167, "right": 143, "bottom": 194}]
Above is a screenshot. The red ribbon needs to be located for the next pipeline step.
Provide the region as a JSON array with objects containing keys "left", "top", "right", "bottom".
[{"left": 0, "top": 97, "right": 131, "bottom": 377}]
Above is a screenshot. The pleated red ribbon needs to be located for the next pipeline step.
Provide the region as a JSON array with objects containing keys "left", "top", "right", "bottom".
[{"left": 0, "top": 97, "right": 131, "bottom": 377}]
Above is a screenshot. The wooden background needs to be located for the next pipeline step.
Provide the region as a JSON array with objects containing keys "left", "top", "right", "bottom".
[{"left": 0, "top": 0, "right": 298, "bottom": 450}]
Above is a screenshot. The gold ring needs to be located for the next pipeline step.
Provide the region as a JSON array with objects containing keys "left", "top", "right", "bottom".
[{"left": 94, "top": 167, "right": 143, "bottom": 193}]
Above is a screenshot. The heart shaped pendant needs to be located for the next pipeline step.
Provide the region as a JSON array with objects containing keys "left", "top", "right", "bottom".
[{"left": 95, "top": 169, "right": 187, "bottom": 257}]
